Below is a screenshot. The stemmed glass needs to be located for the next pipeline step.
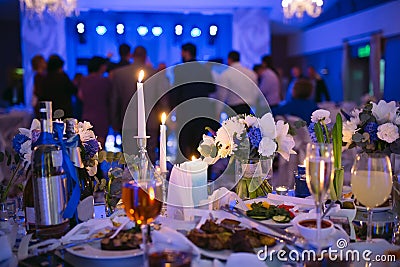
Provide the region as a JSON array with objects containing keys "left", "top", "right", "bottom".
[
  {"left": 351, "top": 153, "right": 392, "bottom": 242},
  {"left": 122, "top": 139, "right": 164, "bottom": 267},
  {"left": 305, "top": 143, "right": 334, "bottom": 253}
]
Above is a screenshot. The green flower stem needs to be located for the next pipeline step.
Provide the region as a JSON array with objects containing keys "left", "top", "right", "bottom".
[
  {"left": 322, "top": 122, "right": 331, "bottom": 143},
  {"left": 1, "top": 160, "right": 22, "bottom": 203}
]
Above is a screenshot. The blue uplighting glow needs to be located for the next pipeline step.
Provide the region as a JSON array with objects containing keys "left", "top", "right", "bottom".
[
  {"left": 175, "top": 24, "right": 183, "bottom": 36},
  {"left": 77, "top": 22, "right": 85, "bottom": 34},
  {"left": 137, "top": 26, "right": 148, "bottom": 36},
  {"left": 116, "top": 23, "right": 124, "bottom": 34},
  {"left": 209, "top": 25, "right": 218, "bottom": 36},
  {"left": 96, "top": 25, "right": 107, "bottom": 36},
  {"left": 152, "top": 26, "right": 163, "bottom": 36},
  {"left": 191, "top": 27, "right": 201, "bottom": 37}
]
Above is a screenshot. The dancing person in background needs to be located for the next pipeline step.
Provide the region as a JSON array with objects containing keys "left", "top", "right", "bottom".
[
  {"left": 172, "top": 43, "right": 218, "bottom": 162},
  {"left": 307, "top": 66, "right": 331, "bottom": 103},
  {"left": 271, "top": 79, "right": 318, "bottom": 123},
  {"left": 78, "top": 57, "right": 111, "bottom": 147},
  {"left": 216, "top": 51, "right": 258, "bottom": 115},
  {"left": 31, "top": 54, "right": 47, "bottom": 117},
  {"left": 111, "top": 46, "right": 168, "bottom": 161},
  {"left": 259, "top": 55, "right": 281, "bottom": 108},
  {"left": 285, "top": 66, "right": 303, "bottom": 102},
  {"left": 72, "top": 73, "right": 83, "bottom": 120},
  {"left": 41, "top": 55, "right": 77, "bottom": 118},
  {"left": 252, "top": 64, "right": 264, "bottom": 86}
]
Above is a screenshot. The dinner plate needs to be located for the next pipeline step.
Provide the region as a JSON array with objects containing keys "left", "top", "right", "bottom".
[
  {"left": 243, "top": 198, "right": 296, "bottom": 228},
  {"left": 66, "top": 241, "right": 143, "bottom": 260},
  {"left": 196, "top": 240, "right": 286, "bottom": 261}
]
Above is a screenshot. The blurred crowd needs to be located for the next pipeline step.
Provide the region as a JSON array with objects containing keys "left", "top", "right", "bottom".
[{"left": 28, "top": 43, "right": 332, "bottom": 162}]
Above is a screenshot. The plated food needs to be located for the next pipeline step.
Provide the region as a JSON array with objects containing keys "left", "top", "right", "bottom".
[
  {"left": 101, "top": 229, "right": 142, "bottom": 251},
  {"left": 186, "top": 218, "right": 276, "bottom": 253},
  {"left": 246, "top": 202, "right": 295, "bottom": 223}
]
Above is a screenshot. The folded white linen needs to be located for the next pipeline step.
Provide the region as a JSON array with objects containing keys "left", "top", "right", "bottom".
[
  {"left": 267, "top": 194, "right": 314, "bottom": 207},
  {"left": 167, "top": 160, "right": 208, "bottom": 220},
  {"left": 206, "top": 187, "right": 247, "bottom": 211},
  {"left": 225, "top": 252, "right": 266, "bottom": 267}
]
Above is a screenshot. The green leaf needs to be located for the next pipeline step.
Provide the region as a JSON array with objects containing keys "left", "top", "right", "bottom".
[
  {"left": 14, "top": 154, "right": 20, "bottom": 165},
  {"left": 332, "top": 114, "right": 342, "bottom": 168},
  {"left": 360, "top": 113, "right": 371, "bottom": 123},
  {"left": 314, "top": 123, "right": 325, "bottom": 143},
  {"left": 0, "top": 152, "right": 4, "bottom": 163}
]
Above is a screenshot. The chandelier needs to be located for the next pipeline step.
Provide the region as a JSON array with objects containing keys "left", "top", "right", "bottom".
[
  {"left": 20, "top": 0, "right": 77, "bottom": 17},
  {"left": 282, "top": 0, "right": 324, "bottom": 19}
]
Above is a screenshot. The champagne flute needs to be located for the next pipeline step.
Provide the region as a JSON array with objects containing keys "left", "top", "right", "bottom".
[
  {"left": 351, "top": 153, "right": 392, "bottom": 242},
  {"left": 305, "top": 143, "right": 334, "bottom": 253}
]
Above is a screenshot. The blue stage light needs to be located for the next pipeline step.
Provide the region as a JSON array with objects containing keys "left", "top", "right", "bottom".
[
  {"left": 191, "top": 27, "right": 201, "bottom": 38},
  {"left": 175, "top": 24, "right": 183, "bottom": 36},
  {"left": 152, "top": 26, "right": 163, "bottom": 36},
  {"left": 137, "top": 26, "right": 148, "bottom": 36},
  {"left": 76, "top": 22, "right": 85, "bottom": 34},
  {"left": 116, "top": 23, "right": 124, "bottom": 35},
  {"left": 209, "top": 25, "right": 218, "bottom": 36},
  {"left": 96, "top": 25, "right": 107, "bottom": 36}
]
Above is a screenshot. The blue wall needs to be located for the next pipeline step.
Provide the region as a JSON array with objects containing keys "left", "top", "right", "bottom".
[
  {"left": 65, "top": 11, "right": 232, "bottom": 77},
  {"left": 384, "top": 35, "right": 400, "bottom": 101},
  {"left": 304, "top": 47, "right": 344, "bottom": 102}
]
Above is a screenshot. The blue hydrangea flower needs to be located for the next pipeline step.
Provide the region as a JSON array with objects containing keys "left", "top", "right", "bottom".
[
  {"left": 248, "top": 127, "right": 262, "bottom": 148},
  {"left": 83, "top": 139, "right": 100, "bottom": 159},
  {"left": 12, "top": 133, "right": 29, "bottom": 155},
  {"left": 364, "top": 122, "right": 378, "bottom": 142}
]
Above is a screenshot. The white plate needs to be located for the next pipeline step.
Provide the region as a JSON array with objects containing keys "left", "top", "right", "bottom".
[
  {"left": 243, "top": 198, "right": 297, "bottom": 228},
  {"left": 66, "top": 241, "right": 142, "bottom": 260},
  {"left": 197, "top": 240, "right": 286, "bottom": 261}
]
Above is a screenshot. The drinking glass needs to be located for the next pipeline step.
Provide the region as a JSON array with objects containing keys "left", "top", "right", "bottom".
[
  {"left": 351, "top": 153, "right": 392, "bottom": 242},
  {"left": 305, "top": 143, "right": 334, "bottom": 252},
  {"left": 122, "top": 177, "right": 163, "bottom": 266}
]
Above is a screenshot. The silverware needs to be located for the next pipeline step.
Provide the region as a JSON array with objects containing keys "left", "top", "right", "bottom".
[
  {"left": 109, "top": 220, "right": 129, "bottom": 239},
  {"left": 220, "top": 205, "right": 309, "bottom": 250},
  {"left": 321, "top": 201, "right": 335, "bottom": 220}
]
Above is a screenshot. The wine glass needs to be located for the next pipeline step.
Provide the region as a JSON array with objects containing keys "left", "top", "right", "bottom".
[
  {"left": 305, "top": 143, "right": 334, "bottom": 252},
  {"left": 122, "top": 164, "right": 164, "bottom": 267},
  {"left": 351, "top": 153, "right": 392, "bottom": 242}
]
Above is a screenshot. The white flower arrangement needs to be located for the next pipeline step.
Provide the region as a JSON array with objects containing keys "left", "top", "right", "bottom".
[{"left": 198, "top": 113, "right": 296, "bottom": 164}]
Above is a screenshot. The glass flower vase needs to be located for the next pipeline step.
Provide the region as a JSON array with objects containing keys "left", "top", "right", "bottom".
[{"left": 235, "top": 157, "right": 273, "bottom": 200}]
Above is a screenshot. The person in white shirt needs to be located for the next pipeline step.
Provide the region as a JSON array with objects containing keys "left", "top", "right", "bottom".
[
  {"left": 259, "top": 55, "right": 281, "bottom": 107},
  {"left": 216, "top": 51, "right": 258, "bottom": 116}
]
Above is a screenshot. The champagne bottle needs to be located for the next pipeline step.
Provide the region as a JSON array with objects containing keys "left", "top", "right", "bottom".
[
  {"left": 31, "top": 101, "right": 69, "bottom": 240},
  {"left": 65, "top": 118, "right": 94, "bottom": 223}
]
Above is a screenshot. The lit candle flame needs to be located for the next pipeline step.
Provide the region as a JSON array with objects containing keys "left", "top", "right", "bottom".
[
  {"left": 161, "top": 112, "right": 166, "bottom": 125},
  {"left": 149, "top": 187, "right": 155, "bottom": 200},
  {"left": 191, "top": 155, "right": 197, "bottom": 161},
  {"left": 138, "top": 70, "right": 144, "bottom": 83}
]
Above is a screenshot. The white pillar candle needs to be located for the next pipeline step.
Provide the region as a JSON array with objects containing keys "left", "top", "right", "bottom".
[
  {"left": 160, "top": 112, "right": 167, "bottom": 172},
  {"left": 182, "top": 158, "right": 208, "bottom": 206},
  {"left": 137, "top": 70, "right": 146, "bottom": 138}
]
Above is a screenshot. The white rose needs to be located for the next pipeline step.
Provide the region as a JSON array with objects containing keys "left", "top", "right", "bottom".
[
  {"left": 275, "top": 120, "right": 296, "bottom": 161},
  {"left": 377, "top": 123, "right": 399, "bottom": 143},
  {"left": 259, "top": 113, "right": 276, "bottom": 139},
  {"left": 343, "top": 120, "right": 358, "bottom": 144},
  {"left": 372, "top": 100, "right": 398, "bottom": 124},
  {"left": 311, "top": 109, "right": 331, "bottom": 124},
  {"left": 258, "top": 137, "right": 277, "bottom": 158}
]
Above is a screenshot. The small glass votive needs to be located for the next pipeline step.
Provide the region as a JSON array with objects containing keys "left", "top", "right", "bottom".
[{"left": 275, "top": 186, "right": 289, "bottom": 195}]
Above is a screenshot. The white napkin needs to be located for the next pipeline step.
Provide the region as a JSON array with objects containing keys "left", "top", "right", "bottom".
[
  {"left": 206, "top": 187, "right": 246, "bottom": 211},
  {"left": 225, "top": 253, "right": 265, "bottom": 267},
  {"left": 167, "top": 160, "right": 208, "bottom": 220},
  {"left": 267, "top": 194, "right": 314, "bottom": 207},
  {"left": 151, "top": 226, "right": 200, "bottom": 257},
  {"left": 0, "top": 231, "right": 12, "bottom": 262},
  {"left": 61, "top": 218, "right": 113, "bottom": 243}
]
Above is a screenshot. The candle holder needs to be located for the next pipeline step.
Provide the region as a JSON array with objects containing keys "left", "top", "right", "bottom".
[{"left": 134, "top": 136, "right": 152, "bottom": 182}]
